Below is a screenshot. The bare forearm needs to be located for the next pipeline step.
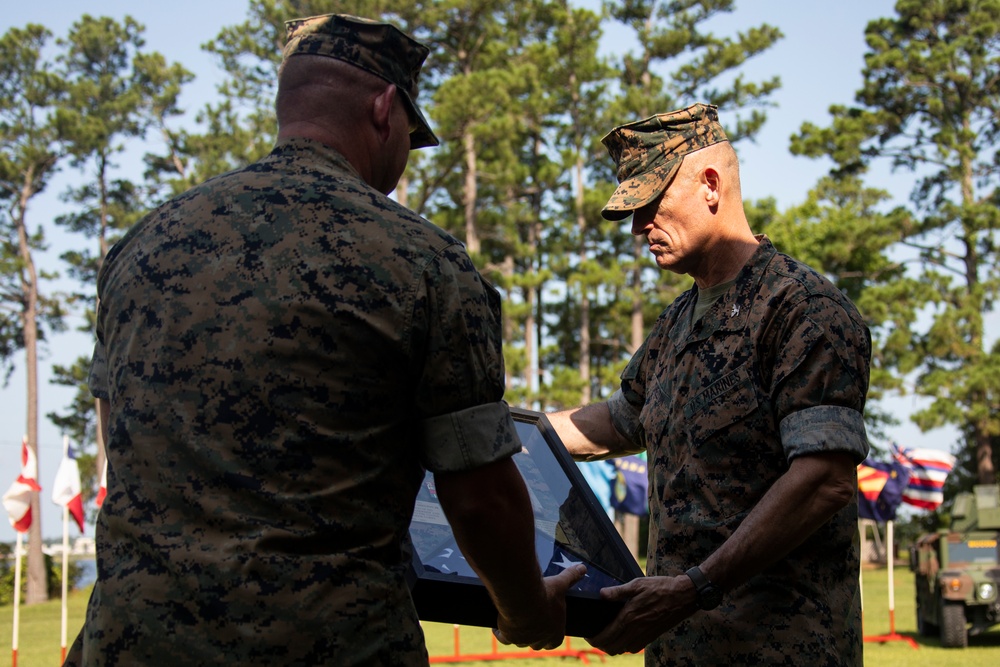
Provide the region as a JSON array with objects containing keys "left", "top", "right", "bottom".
[
  {"left": 434, "top": 458, "right": 546, "bottom": 618},
  {"left": 547, "top": 403, "right": 638, "bottom": 461},
  {"left": 701, "top": 451, "right": 857, "bottom": 592}
]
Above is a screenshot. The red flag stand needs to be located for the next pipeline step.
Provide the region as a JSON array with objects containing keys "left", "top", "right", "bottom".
[
  {"left": 428, "top": 625, "right": 610, "bottom": 664},
  {"left": 863, "top": 520, "right": 919, "bottom": 649}
]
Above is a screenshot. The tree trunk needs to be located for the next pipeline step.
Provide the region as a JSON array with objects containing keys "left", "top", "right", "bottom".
[
  {"left": 576, "top": 152, "right": 591, "bottom": 403},
  {"left": 500, "top": 254, "right": 515, "bottom": 392},
  {"left": 956, "top": 120, "right": 994, "bottom": 484},
  {"left": 974, "top": 427, "right": 995, "bottom": 485},
  {"left": 463, "top": 129, "right": 479, "bottom": 255},
  {"left": 23, "top": 314, "right": 45, "bottom": 605},
  {"left": 615, "top": 512, "right": 641, "bottom": 561},
  {"left": 16, "top": 174, "right": 47, "bottom": 604},
  {"left": 525, "top": 226, "right": 538, "bottom": 396}
]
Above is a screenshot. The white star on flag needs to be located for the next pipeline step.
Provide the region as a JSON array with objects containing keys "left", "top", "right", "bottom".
[{"left": 552, "top": 553, "right": 583, "bottom": 570}]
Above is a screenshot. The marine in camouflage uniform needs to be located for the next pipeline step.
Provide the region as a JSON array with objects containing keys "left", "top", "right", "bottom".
[
  {"left": 549, "top": 104, "right": 871, "bottom": 666},
  {"left": 66, "top": 14, "right": 582, "bottom": 666}
]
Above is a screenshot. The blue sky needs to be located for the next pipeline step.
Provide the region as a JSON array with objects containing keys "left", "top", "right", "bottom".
[{"left": 2, "top": 0, "right": 958, "bottom": 539}]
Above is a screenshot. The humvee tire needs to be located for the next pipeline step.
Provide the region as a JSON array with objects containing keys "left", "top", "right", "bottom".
[{"left": 940, "top": 602, "right": 968, "bottom": 648}]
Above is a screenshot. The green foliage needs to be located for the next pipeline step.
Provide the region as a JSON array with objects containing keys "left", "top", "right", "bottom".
[
  {"left": 791, "top": 0, "right": 1000, "bottom": 486},
  {"left": 91, "top": 0, "right": 782, "bottom": 414},
  {"left": 607, "top": 0, "right": 782, "bottom": 133},
  {"left": 24, "top": 15, "right": 195, "bottom": 494},
  {"left": 54, "top": 13, "right": 193, "bottom": 308},
  {"left": 0, "top": 24, "right": 70, "bottom": 383},
  {"left": 153, "top": 0, "right": 383, "bottom": 193},
  {"left": 0, "top": 548, "right": 83, "bottom": 607}
]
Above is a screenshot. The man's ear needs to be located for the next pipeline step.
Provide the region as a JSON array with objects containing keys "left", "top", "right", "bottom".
[
  {"left": 703, "top": 166, "right": 721, "bottom": 207},
  {"left": 372, "top": 84, "right": 397, "bottom": 144}
]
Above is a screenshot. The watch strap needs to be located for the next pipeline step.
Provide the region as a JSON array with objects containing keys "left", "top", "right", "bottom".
[
  {"left": 685, "top": 565, "right": 711, "bottom": 592},
  {"left": 684, "top": 565, "right": 721, "bottom": 610}
]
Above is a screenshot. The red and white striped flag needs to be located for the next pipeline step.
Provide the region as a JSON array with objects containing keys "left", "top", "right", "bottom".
[
  {"left": 3, "top": 436, "right": 42, "bottom": 533},
  {"left": 51, "top": 436, "right": 85, "bottom": 533},
  {"left": 893, "top": 443, "right": 956, "bottom": 510}
]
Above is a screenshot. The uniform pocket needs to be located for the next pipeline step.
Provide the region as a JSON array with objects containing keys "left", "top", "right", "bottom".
[{"left": 681, "top": 364, "right": 758, "bottom": 443}]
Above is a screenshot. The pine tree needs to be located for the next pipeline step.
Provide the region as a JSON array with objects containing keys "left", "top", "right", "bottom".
[
  {"left": 791, "top": 0, "right": 1000, "bottom": 485},
  {"left": 0, "top": 23, "right": 70, "bottom": 604},
  {"left": 49, "top": 14, "right": 192, "bottom": 508}
]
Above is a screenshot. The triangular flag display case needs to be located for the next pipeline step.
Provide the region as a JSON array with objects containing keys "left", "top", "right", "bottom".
[{"left": 406, "top": 407, "right": 645, "bottom": 638}]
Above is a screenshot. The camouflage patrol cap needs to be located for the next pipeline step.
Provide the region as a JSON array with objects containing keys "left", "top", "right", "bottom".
[
  {"left": 600, "top": 103, "right": 728, "bottom": 221},
  {"left": 283, "top": 13, "right": 440, "bottom": 150}
]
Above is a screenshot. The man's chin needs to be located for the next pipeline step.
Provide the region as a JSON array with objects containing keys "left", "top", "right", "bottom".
[{"left": 652, "top": 255, "right": 681, "bottom": 274}]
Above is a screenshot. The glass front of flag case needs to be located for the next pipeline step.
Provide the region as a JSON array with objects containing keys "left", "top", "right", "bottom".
[{"left": 406, "top": 407, "right": 644, "bottom": 638}]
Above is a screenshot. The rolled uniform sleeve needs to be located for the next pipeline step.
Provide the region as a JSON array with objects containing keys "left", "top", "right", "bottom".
[
  {"left": 607, "top": 339, "right": 649, "bottom": 449},
  {"left": 412, "top": 244, "right": 521, "bottom": 472},
  {"left": 772, "top": 294, "right": 872, "bottom": 465},
  {"left": 420, "top": 402, "right": 520, "bottom": 472},
  {"left": 781, "top": 405, "right": 868, "bottom": 463}
]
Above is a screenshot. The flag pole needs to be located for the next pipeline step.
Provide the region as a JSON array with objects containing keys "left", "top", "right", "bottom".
[
  {"left": 61, "top": 503, "right": 69, "bottom": 663},
  {"left": 60, "top": 434, "right": 71, "bottom": 663},
  {"left": 858, "top": 520, "right": 865, "bottom": 631},
  {"left": 12, "top": 531, "right": 22, "bottom": 667},
  {"left": 887, "top": 520, "right": 896, "bottom": 634},
  {"left": 863, "top": 519, "right": 918, "bottom": 648}
]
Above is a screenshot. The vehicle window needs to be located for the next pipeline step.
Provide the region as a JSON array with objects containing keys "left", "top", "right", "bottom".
[{"left": 948, "top": 539, "right": 999, "bottom": 565}]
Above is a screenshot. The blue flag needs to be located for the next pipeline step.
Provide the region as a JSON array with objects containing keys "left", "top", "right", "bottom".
[
  {"left": 857, "top": 457, "right": 910, "bottom": 522},
  {"left": 611, "top": 456, "right": 648, "bottom": 516}
]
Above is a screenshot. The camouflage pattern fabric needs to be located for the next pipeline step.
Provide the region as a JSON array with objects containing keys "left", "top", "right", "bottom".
[
  {"left": 600, "top": 103, "right": 728, "bottom": 221},
  {"left": 283, "top": 13, "right": 439, "bottom": 149},
  {"left": 607, "top": 236, "right": 871, "bottom": 666},
  {"left": 66, "top": 137, "right": 519, "bottom": 666}
]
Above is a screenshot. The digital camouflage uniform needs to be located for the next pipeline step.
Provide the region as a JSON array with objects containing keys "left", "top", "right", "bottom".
[
  {"left": 602, "top": 106, "right": 871, "bottom": 666},
  {"left": 67, "top": 15, "right": 517, "bottom": 667}
]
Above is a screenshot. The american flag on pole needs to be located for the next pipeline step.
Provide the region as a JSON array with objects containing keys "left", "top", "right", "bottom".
[
  {"left": 2, "top": 436, "right": 42, "bottom": 532},
  {"left": 892, "top": 443, "right": 956, "bottom": 511}
]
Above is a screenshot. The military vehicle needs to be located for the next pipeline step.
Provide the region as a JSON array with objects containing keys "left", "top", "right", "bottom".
[{"left": 909, "top": 484, "right": 1000, "bottom": 647}]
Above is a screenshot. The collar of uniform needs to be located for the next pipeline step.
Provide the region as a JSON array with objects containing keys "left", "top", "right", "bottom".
[
  {"left": 268, "top": 136, "right": 364, "bottom": 182},
  {"left": 685, "top": 235, "right": 775, "bottom": 342}
]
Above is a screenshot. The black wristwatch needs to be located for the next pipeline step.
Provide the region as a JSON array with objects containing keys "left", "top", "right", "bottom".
[{"left": 685, "top": 565, "right": 722, "bottom": 611}]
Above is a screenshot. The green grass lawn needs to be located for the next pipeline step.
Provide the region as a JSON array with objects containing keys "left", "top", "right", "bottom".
[{"left": 2, "top": 566, "right": 998, "bottom": 666}]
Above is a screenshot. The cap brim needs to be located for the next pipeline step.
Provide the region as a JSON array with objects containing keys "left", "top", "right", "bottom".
[
  {"left": 400, "top": 93, "right": 439, "bottom": 150},
  {"left": 601, "top": 158, "right": 681, "bottom": 221}
]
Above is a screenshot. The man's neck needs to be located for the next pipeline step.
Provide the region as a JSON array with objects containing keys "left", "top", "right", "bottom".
[{"left": 692, "top": 234, "right": 759, "bottom": 289}]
